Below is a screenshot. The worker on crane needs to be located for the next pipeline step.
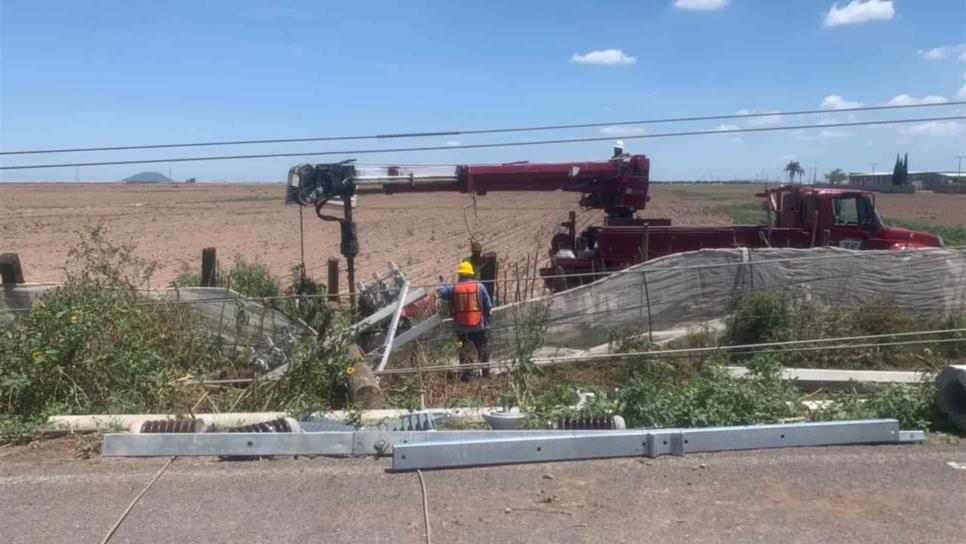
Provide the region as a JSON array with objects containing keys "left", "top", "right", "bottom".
[{"left": 437, "top": 261, "right": 493, "bottom": 381}]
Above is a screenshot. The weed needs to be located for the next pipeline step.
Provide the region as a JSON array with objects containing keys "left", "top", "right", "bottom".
[
  {"left": 0, "top": 226, "right": 353, "bottom": 440},
  {"left": 173, "top": 256, "right": 280, "bottom": 299},
  {"left": 618, "top": 356, "right": 807, "bottom": 428},
  {"left": 76, "top": 432, "right": 103, "bottom": 459},
  {"left": 812, "top": 383, "right": 938, "bottom": 430},
  {"left": 728, "top": 290, "right": 795, "bottom": 346}
]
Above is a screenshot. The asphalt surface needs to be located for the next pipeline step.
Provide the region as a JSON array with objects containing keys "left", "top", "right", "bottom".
[{"left": 2, "top": 440, "right": 966, "bottom": 544}]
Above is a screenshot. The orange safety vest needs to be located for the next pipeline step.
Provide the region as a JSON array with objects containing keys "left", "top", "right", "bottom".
[{"left": 453, "top": 281, "right": 483, "bottom": 328}]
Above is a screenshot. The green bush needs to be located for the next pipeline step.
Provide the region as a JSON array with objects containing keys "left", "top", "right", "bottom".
[
  {"left": 728, "top": 291, "right": 795, "bottom": 346},
  {"left": 174, "top": 256, "right": 280, "bottom": 299},
  {"left": 1, "top": 229, "right": 237, "bottom": 420},
  {"left": 0, "top": 225, "right": 352, "bottom": 438},
  {"left": 618, "top": 356, "right": 806, "bottom": 428},
  {"left": 813, "top": 383, "right": 938, "bottom": 431},
  {"left": 250, "top": 328, "right": 353, "bottom": 414}
]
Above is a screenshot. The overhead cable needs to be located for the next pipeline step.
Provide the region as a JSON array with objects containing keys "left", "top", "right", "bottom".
[
  {"left": 2, "top": 115, "right": 963, "bottom": 170},
  {"left": 1, "top": 101, "right": 962, "bottom": 156}
]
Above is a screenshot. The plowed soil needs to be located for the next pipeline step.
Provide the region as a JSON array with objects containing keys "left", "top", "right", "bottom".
[{"left": 1, "top": 183, "right": 961, "bottom": 288}]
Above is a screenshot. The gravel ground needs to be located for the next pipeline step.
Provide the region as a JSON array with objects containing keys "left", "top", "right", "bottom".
[{"left": 2, "top": 439, "right": 966, "bottom": 543}]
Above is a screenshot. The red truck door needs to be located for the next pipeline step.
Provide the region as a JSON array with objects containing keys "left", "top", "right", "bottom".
[{"left": 826, "top": 195, "right": 877, "bottom": 249}]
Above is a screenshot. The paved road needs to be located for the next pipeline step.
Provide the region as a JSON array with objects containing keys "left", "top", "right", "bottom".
[{"left": 2, "top": 439, "right": 965, "bottom": 543}]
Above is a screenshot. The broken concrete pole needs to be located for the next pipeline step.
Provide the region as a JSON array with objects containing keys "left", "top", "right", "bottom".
[
  {"left": 936, "top": 365, "right": 966, "bottom": 432},
  {"left": 347, "top": 344, "right": 384, "bottom": 409}
]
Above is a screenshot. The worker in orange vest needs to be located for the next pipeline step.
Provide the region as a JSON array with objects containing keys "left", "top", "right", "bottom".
[{"left": 437, "top": 261, "right": 493, "bottom": 381}]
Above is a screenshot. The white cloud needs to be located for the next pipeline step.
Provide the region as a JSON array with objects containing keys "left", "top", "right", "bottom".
[
  {"left": 570, "top": 49, "right": 636, "bottom": 65},
  {"left": 886, "top": 94, "right": 949, "bottom": 106},
  {"left": 821, "top": 95, "right": 864, "bottom": 110},
  {"left": 958, "top": 85, "right": 966, "bottom": 100},
  {"left": 736, "top": 109, "right": 783, "bottom": 126},
  {"left": 900, "top": 121, "right": 962, "bottom": 137},
  {"left": 709, "top": 124, "right": 742, "bottom": 143},
  {"left": 445, "top": 141, "right": 461, "bottom": 146},
  {"left": 673, "top": 0, "right": 728, "bottom": 11},
  {"left": 600, "top": 126, "right": 646, "bottom": 136},
  {"left": 794, "top": 128, "right": 851, "bottom": 141},
  {"left": 823, "top": 0, "right": 894, "bottom": 27},
  {"left": 819, "top": 129, "right": 850, "bottom": 139},
  {"left": 918, "top": 43, "right": 966, "bottom": 62}
]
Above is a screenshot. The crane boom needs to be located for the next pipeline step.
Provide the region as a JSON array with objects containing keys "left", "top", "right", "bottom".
[{"left": 287, "top": 153, "right": 650, "bottom": 218}]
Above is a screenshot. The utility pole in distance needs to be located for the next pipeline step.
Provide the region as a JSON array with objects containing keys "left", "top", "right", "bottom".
[{"left": 956, "top": 155, "right": 966, "bottom": 183}]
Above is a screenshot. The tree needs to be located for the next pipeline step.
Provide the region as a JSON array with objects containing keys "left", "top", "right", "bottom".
[
  {"left": 784, "top": 161, "right": 804, "bottom": 183},
  {"left": 892, "top": 153, "right": 909, "bottom": 186},
  {"left": 824, "top": 168, "right": 847, "bottom": 185}
]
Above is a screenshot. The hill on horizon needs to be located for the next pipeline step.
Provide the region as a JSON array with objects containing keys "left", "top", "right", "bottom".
[{"left": 123, "top": 171, "right": 173, "bottom": 183}]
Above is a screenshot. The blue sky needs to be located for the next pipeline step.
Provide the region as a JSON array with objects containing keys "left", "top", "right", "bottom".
[{"left": 1, "top": 0, "right": 964, "bottom": 182}]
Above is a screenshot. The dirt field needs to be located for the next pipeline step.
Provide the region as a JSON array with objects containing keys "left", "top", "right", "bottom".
[{"left": 1, "top": 183, "right": 963, "bottom": 287}]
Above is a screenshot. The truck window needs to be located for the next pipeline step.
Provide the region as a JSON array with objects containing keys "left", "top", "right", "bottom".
[
  {"left": 800, "top": 197, "right": 813, "bottom": 223},
  {"left": 833, "top": 196, "right": 877, "bottom": 228},
  {"left": 832, "top": 197, "right": 859, "bottom": 225}
]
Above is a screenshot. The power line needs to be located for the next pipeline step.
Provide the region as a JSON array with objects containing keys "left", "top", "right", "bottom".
[
  {"left": 2, "top": 101, "right": 962, "bottom": 156},
  {"left": 1, "top": 115, "right": 963, "bottom": 171}
]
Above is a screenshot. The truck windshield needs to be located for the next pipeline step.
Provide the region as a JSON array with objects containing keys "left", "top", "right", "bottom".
[{"left": 832, "top": 196, "right": 878, "bottom": 229}]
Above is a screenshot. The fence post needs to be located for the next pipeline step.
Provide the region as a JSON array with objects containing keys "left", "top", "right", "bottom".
[
  {"left": 327, "top": 256, "right": 340, "bottom": 302},
  {"left": 201, "top": 247, "right": 217, "bottom": 287},
  {"left": 0, "top": 253, "right": 25, "bottom": 285}
]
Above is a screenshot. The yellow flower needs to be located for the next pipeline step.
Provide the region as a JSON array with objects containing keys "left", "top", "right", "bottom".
[
  {"left": 31, "top": 350, "right": 44, "bottom": 362},
  {"left": 346, "top": 366, "right": 356, "bottom": 377},
  {"left": 70, "top": 314, "right": 79, "bottom": 323}
]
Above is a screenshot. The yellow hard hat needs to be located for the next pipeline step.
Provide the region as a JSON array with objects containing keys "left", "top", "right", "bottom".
[{"left": 457, "top": 261, "right": 475, "bottom": 277}]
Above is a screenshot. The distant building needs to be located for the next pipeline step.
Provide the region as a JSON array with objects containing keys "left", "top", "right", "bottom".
[{"left": 848, "top": 171, "right": 966, "bottom": 192}]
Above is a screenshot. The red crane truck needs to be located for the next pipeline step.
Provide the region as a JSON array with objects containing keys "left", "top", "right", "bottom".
[{"left": 287, "top": 148, "right": 943, "bottom": 292}]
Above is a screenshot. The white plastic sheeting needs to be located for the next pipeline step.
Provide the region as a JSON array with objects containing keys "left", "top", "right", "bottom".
[
  {"left": 476, "top": 247, "right": 966, "bottom": 357},
  {"left": 1, "top": 286, "right": 298, "bottom": 350}
]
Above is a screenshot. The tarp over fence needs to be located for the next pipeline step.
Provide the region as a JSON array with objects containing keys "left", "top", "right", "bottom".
[
  {"left": 5, "top": 248, "right": 966, "bottom": 366},
  {"left": 1, "top": 286, "right": 297, "bottom": 349},
  {"left": 462, "top": 247, "right": 966, "bottom": 360}
]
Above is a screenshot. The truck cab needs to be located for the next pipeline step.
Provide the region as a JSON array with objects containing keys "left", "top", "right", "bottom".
[{"left": 764, "top": 186, "right": 944, "bottom": 250}]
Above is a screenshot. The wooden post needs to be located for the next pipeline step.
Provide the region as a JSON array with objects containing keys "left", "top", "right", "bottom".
[
  {"left": 522, "top": 255, "right": 531, "bottom": 301},
  {"left": 500, "top": 262, "right": 507, "bottom": 306},
  {"left": 200, "top": 247, "right": 217, "bottom": 287},
  {"left": 529, "top": 250, "right": 539, "bottom": 298},
  {"left": 327, "top": 257, "right": 340, "bottom": 302},
  {"left": 641, "top": 225, "right": 650, "bottom": 262},
  {"left": 565, "top": 211, "right": 576, "bottom": 250},
  {"left": 0, "top": 253, "right": 25, "bottom": 285}
]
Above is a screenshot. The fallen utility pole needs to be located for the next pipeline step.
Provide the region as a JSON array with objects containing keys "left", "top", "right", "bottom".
[
  {"left": 391, "top": 419, "right": 923, "bottom": 471},
  {"left": 100, "top": 420, "right": 924, "bottom": 468},
  {"left": 102, "top": 430, "right": 618, "bottom": 457}
]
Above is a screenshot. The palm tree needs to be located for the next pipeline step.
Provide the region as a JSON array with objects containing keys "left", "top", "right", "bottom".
[{"left": 783, "top": 161, "right": 804, "bottom": 183}]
